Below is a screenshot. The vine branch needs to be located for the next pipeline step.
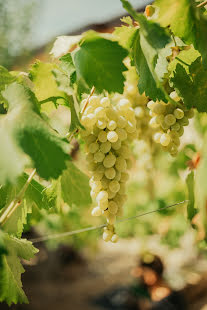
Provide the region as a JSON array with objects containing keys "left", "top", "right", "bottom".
[
  {"left": 0, "top": 169, "right": 36, "bottom": 226},
  {"left": 197, "top": 0, "right": 207, "bottom": 7}
]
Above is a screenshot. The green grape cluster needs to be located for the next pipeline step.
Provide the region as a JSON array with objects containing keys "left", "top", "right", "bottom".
[
  {"left": 80, "top": 95, "right": 136, "bottom": 242},
  {"left": 122, "top": 63, "right": 153, "bottom": 142},
  {"left": 148, "top": 92, "right": 194, "bottom": 156}
]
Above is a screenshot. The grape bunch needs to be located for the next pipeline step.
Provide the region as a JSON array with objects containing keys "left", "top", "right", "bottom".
[
  {"left": 122, "top": 63, "right": 152, "bottom": 143},
  {"left": 80, "top": 95, "right": 136, "bottom": 243},
  {"left": 148, "top": 92, "right": 194, "bottom": 156}
]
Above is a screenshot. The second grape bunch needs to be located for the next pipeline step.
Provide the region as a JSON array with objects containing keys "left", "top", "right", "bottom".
[
  {"left": 81, "top": 95, "right": 137, "bottom": 242},
  {"left": 148, "top": 92, "right": 194, "bottom": 156}
]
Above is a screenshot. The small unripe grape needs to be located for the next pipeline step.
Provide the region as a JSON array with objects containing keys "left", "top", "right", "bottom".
[
  {"left": 111, "top": 139, "right": 121, "bottom": 150},
  {"left": 91, "top": 207, "right": 102, "bottom": 216},
  {"left": 160, "top": 133, "right": 171, "bottom": 146},
  {"left": 105, "top": 167, "right": 116, "bottom": 179},
  {"left": 96, "top": 191, "right": 108, "bottom": 202},
  {"left": 149, "top": 117, "right": 160, "bottom": 128},
  {"left": 171, "top": 122, "right": 180, "bottom": 131},
  {"left": 147, "top": 100, "right": 156, "bottom": 110},
  {"left": 165, "top": 103, "right": 174, "bottom": 114},
  {"left": 120, "top": 172, "right": 129, "bottom": 182},
  {"left": 174, "top": 108, "right": 184, "bottom": 119},
  {"left": 97, "top": 119, "right": 106, "bottom": 129},
  {"left": 119, "top": 98, "right": 131, "bottom": 110},
  {"left": 107, "top": 131, "right": 118, "bottom": 143},
  {"left": 100, "top": 97, "right": 110, "bottom": 107},
  {"left": 170, "top": 91, "right": 180, "bottom": 102},
  {"left": 89, "top": 96, "right": 100, "bottom": 106},
  {"left": 177, "top": 126, "right": 184, "bottom": 136},
  {"left": 103, "top": 153, "right": 116, "bottom": 168},
  {"left": 152, "top": 103, "right": 165, "bottom": 114},
  {"left": 85, "top": 114, "right": 97, "bottom": 125},
  {"left": 103, "top": 230, "right": 113, "bottom": 242},
  {"left": 115, "top": 128, "right": 127, "bottom": 141},
  {"left": 126, "top": 84, "right": 137, "bottom": 95},
  {"left": 98, "top": 200, "right": 108, "bottom": 211},
  {"left": 153, "top": 132, "right": 162, "bottom": 143},
  {"left": 91, "top": 180, "right": 102, "bottom": 192},
  {"left": 114, "top": 170, "right": 121, "bottom": 181},
  {"left": 89, "top": 142, "right": 99, "bottom": 154},
  {"left": 155, "top": 114, "right": 164, "bottom": 124},
  {"left": 115, "top": 156, "right": 127, "bottom": 172},
  {"left": 161, "top": 120, "right": 169, "bottom": 130},
  {"left": 108, "top": 201, "right": 118, "bottom": 214},
  {"left": 109, "top": 180, "right": 120, "bottom": 193},
  {"left": 134, "top": 106, "right": 144, "bottom": 118},
  {"left": 107, "top": 120, "right": 117, "bottom": 130},
  {"left": 185, "top": 109, "right": 194, "bottom": 118},
  {"left": 100, "top": 141, "right": 111, "bottom": 153},
  {"left": 106, "top": 108, "right": 117, "bottom": 120},
  {"left": 94, "top": 151, "right": 105, "bottom": 163},
  {"left": 107, "top": 189, "right": 116, "bottom": 199},
  {"left": 179, "top": 116, "right": 189, "bottom": 126},
  {"left": 84, "top": 134, "right": 96, "bottom": 144},
  {"left": 84, "top": 105, "right": 94, "bottom": 115},
  {"left": 169, "top": 131, "right": 179, "bottom": 139},
  {"left": 106, "top": 213, "right": 116, "bottom": 225},
  {"left": 94, "top": 106, "right": 105, "bottom": 118},
  {"left": 126, "top": 121, "right": 136, "bottom": 133},
  {"left": 98, "top": 130, "right": 107, "bottom": 143},
  {"left": 90, "top": 190, "right": 97, "bottom": 200},
  {"left": 164, "top": 114, "right": 176, "bottom": 126},
  {"left": 111, "top": 234, "right": 119, "bottom": 243},
  {"left": 117, "top": 116, "right": 127, "bottom": 128},
  {"left": 86, "top": 152, "right": 94, "bottom": 162},
  {"left": 101, "top": 176, "right": 110, "bottom": 189}
]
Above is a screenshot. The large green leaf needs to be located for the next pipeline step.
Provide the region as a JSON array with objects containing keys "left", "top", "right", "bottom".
[
  {"left": 0, "top": 233, "right": 38, "bottom": 305},
  {"left": 73, "top": 32, "right": 128, "bottom": 94},
  {"left": 121, "top": 0, "right": 172, "bottom": 102},
  {"left": 0, "top": 83, "right": 70, "bottom": 183},
  {"left": 61, "top": 162, "right": 91, "bottom": 207},
  {"left": 154, "top": 0, "right": 207, "bottom": 67},
  {"left": 170, "top": 56, "right": 207, "bottom": 112}
]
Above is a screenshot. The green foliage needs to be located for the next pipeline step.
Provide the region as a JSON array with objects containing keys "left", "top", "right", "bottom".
[
  {"left": 1, "top": 83, "right": 70, "bottom": 182},
  {"left": 0, "top": 66, "right": 16, "bottom": 104},
  {"left": 171, "top": 56, "right": 207, "bottom": 112},
  {"left": 73, "top": 32, "right": 128, "bottom": 94},
  {"left": 0, "top": 232, "right": 38, "bottom": 305},
  {"left": 154, "top": 0, "right": 207, "bottom": 67},
  {"left": 61, "top": 161, "right": 91, "bottom": 207},
  {"left": 121, "top": 0, "right": 172, "bottom": 101}
]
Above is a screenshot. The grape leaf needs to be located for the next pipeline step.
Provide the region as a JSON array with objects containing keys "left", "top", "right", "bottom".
[
  {"left": 186, "top": 171, "right": 197, "bottom": 222},
  {"left": 170, "top": 56, "right": 207, "bottom": 112},
  {"left": 73, "top": 32, "right": 128, "bottom": 94},
  {"left": 121, "top": 0, "right": 172, "bottom": 102},
  {"left": 0, "top": 66, "right": 16, "bottom": 104},
  {"left": 0, "top": 233, "right": 38, "bottom": 305},
  {"left": 1, "top": 83, "right": 70, "bottom": 183},
  {"left": 29, "top": 61, "right": 64, "bottom": 101},
  {"left": 113, "top": 24, "right": 138, "bottom": 50},
  {"left": 3, "top": 200, "right": 32, "bottom": 238},
  {"left": 61, "top": 161, "right": 92, "bottom": 207},
  {"left": 154, "top": 0, "right": 207, "bottom": 67}
]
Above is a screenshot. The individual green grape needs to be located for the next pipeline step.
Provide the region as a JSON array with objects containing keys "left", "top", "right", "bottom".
[
  {"left": 103, "top": 153, "right": 116, "bottom": 168},
  {"left": 105, "top": 167, "right": 116, "bottom": 179},
  {"left": 109, "top": 180, "right": 120, "bottom": 193},
  {"left": 107, "top": 131, "right": 118, "bottom": 143},
  {"left": 91, "top": 206, "right": 102, "bottom": 216},
  {"left": 100, "top": 141, "right": 111, "bottom": 153}
]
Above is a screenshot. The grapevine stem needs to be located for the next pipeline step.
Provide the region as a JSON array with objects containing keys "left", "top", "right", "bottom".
[
  {"left": 197, "top": 0, "right": 207, "bottom": 7},
  {"left": 0, "top": 169, "right": 36, "bottom": 226},
  {"left": 81, "top": 86, "right": 95, "bottom": 115}
]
